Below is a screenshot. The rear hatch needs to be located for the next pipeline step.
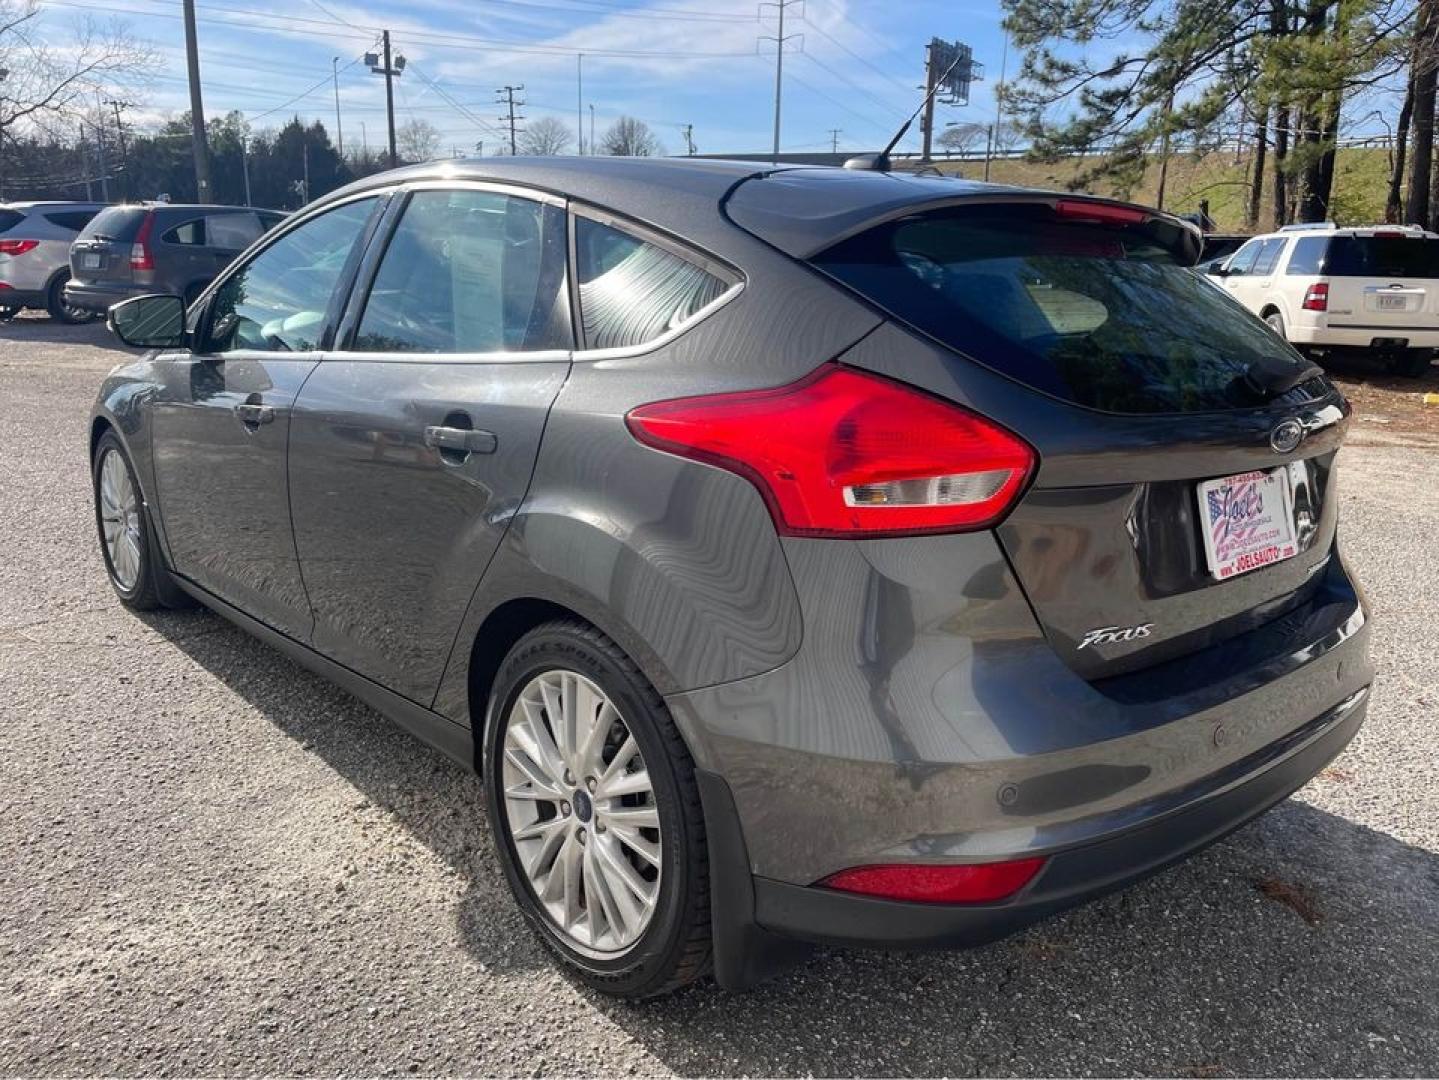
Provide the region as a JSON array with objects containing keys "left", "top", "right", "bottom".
[
  {"left": 70, "top": 206, "right": 149, "bottom": 285},
  {"left": 1312, "top": 230, "right": 1439, "bottom": 334},
  {"left": 733, "top": 183, "right": 1346, "bottom": 681}
]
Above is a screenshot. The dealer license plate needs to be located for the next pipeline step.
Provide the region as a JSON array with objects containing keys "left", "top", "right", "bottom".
[{"left": 1197, "top": 468, "right": 1298, "bottom": 580}]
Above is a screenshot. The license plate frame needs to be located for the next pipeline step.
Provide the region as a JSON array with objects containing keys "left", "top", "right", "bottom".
[{"left": 1196, "top": 467, "right": 1299, "bottom": 581}]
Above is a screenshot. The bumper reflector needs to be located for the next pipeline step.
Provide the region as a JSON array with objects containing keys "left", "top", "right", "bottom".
[{"left": 819, "top": 858, "right": 1046, "bottom": 904}]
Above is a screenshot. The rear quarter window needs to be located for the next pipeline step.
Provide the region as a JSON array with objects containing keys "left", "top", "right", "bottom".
[
  {"left": 0, "top": 209, "right": 26, "bottom": 234},
  {"left": 811, "top": 204, "right": 1314, "bottom": 415},
  {"left": 44, "top": 210, "right": 99, "bottom": 232}
]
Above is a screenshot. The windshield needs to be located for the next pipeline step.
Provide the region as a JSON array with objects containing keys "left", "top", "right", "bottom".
[{"left": 812, "top": 204, "right": 1318, "bottom": 414}]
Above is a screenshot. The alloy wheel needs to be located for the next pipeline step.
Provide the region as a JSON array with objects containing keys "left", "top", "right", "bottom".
[
  {"left": 500, "top": 669, "right": 662, "bottom": 957},
  {"left": 98, "top": 448, "right": 143, "bottom": 591}
]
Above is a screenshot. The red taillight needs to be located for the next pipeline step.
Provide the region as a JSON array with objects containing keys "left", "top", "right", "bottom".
[
  {"left": 0, "top": 239, "right": 38, "bottom": 256},
  {"left": 819, "top": 858, "right": 1046, "bottom": 904},
  {"left": 626, "top": 363, "right": 1035, "bottom": 538},
  {"left": 1302, "top": 282, "right": 1329, "bottom": 311},
  {"left": 129, "top": 211, "right": 155, "bottom": 271},
  {"left": 1054, "top": 198, "right": 1148, "bottom": 225}
]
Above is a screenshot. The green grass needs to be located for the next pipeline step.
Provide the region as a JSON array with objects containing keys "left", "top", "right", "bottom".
[{"left": 932, "top": 147, "right": 1393, "bottom": 232}]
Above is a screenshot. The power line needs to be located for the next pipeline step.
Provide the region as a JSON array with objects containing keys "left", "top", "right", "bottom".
[
  {"left": 403, "top": 59, "right": 508, "bottom": 143},
  {"left": 799, "top": 14, "right": 914, "bottom": 96},
  {"left": 247, "top": 55, "right": 363, "bottom": 122}
]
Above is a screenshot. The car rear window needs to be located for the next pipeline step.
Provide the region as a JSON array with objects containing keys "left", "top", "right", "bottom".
[
  {"left": 78, "top": 207, "right": 147, "bottom": 243},
  {"left": 1323, "top": 235, "right": 1439, "bottom": 278},
  {"left": 810, "top": 204, "right": 1314, "bottom": 414}
]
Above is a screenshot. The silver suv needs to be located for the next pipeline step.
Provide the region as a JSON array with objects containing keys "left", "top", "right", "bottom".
[{"left": 0, "top": 201, "right": 107, "bottom": 323}]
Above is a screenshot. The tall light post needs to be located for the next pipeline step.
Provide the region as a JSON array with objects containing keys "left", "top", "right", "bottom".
[{"left": 331, "top": 56, "right": 344, "bottom": 158}]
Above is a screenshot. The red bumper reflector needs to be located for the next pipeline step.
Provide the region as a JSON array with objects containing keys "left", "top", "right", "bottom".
[{"left": 819, "top": 858, "right": 1046, "bottom": 904}]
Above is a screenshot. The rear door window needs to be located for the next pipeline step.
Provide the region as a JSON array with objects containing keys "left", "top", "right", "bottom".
[
  {"left": 205, "top": 211, "right": 265, "bottom": 251},
  {"left": 574, "top": 218, "right": 730, "bottom": 350},
  {"left": 1251, "top": 237, "right": 1287, "bottom": 276},
  {"left": 1224, "top": 239, "right": 1262, "bottom": 276},
  {"left": 353, "top": 189, "right": 569, "bottom": 354},
  {"left": 1324, "top": 236, "right": 1439, "bottom": 278},
  {"left": 811, "top": 204, "right": 1313, "bottom": 415}
]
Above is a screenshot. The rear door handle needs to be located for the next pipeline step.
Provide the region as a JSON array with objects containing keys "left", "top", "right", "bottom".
[
  {"left": 424, "top": 425, "right": 497, "bottom": 456},
  {"left": 235, "top": 402, "right": 275, "bottom": 426}
]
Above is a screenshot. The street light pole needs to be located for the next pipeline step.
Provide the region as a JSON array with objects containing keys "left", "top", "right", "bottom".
[{"left": 332, "top": 56, "right": 344, "bottom": 158}]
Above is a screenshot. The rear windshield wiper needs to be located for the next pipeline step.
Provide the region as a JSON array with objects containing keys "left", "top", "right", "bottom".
[{"left": 1242, "top": 354, "right": 1324, "bottom": 399}]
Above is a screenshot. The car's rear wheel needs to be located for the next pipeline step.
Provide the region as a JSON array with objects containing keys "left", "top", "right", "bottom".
[
  {"left": 92, "top": 431, "right": 163, "bottom": 610},
  {"left": 47, "top": 271, "right": 98, "bottom": 324},
  {"left": 1263, "top": 309, "right": 1286, "bottom": 340},
  {"left": 1390, "top": 348, "right": 1435, "bottom": 379},
  {"left": 483, "top": 620, "right": 711, "bottom": 998}
]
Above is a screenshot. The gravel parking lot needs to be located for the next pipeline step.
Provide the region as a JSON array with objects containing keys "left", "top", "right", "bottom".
[{"left": 1, "top": 316, "right": 1436, "bottom": 1077}]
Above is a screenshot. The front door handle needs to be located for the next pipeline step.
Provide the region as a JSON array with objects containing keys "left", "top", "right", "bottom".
[
  {"left": 424, "top": 425, "right": 498, "bottom": 457},
  {"left": 235, "top": 402, "right": 275, "bottom": 426}
]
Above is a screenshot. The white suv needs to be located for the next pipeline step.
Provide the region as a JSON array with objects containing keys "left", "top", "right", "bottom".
[{"left": 1207, "top": 222, "right": 1439, "bottom": 377}]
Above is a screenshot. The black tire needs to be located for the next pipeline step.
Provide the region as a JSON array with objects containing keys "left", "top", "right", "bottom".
[
  {"left": 0, "top": 305, "right": 19, "bottom": 322},
  {"left": 91, "top": 430, "right": 163, "bottom": 610},
  {"left": 46, "top": 271, "right": 98, "bottom": 324},
  {"left": 482, "top": 619, "right": 711, "bottom": 998},
  {"left": 1390, "top": 348, "right": 1435, "bottom": 379}
]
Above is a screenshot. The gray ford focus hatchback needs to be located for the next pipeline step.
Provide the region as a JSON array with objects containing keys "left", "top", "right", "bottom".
[{"left": 91, "top": 158, "right": 1372, "bottom": 998}]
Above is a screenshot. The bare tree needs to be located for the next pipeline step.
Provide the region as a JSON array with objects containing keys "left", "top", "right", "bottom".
[
  {"left": 936, "top": 122, "right": 988, "bottom": 156},
  {"left": 600, "top": 116, "right": 662, "bottom": 157},
  {"left": 517, "top": 116, "right": 573, "bottom": 156},
  {"left": 396, "top": 118, "right": 441, "bottom": 163},
  {"left": 0, "top": 1, "right": 155, "bottom": 147}
]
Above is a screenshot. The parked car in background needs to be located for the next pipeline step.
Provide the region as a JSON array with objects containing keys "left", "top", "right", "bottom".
[
  {"left": 1209, "top": 222, "right": 1439, "bottom": 376},
  {"left": 65, "top": 203, "right": 286, "bottom": 316},
  {"left": 0, "top": 201, "right": 107, "bottom": 323},
  {"left": 90, "top": 160, "right": 1371, "bottom": 998}
]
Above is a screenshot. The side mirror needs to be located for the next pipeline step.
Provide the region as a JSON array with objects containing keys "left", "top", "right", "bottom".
[
  {"left": 1207, "top": 264, "right": 1229, "bottom": 277},
  {"left": 108, "top": 294, "right": 187, "bottom": 349}
]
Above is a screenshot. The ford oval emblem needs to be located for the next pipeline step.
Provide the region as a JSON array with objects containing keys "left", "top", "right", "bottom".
[{"left": 1270, "top": 418, "right": 1304, "bottom": 454}]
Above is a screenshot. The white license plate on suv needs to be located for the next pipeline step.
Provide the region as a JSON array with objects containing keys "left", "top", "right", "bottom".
[
  {"left": 1377, "top": 293, "right": 1407, "bottom": 311},
  {"left": 82, "top": 253, "right": 101, "bottom": 269},
  {"left": 1197, "top": 468, "right": 1298, "bottom": 580}
]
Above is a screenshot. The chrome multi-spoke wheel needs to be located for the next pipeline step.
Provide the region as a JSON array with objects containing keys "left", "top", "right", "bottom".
[
  {"left": 501, "top": 669, "right": 662, "bottom": 956},
  {"left": 98, "top": 447, "right": 143, "bottom": 591}
]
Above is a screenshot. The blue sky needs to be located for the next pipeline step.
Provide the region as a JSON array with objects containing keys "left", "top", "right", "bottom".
[{"left": 38, "top": 0, "right": 1014, "bottom": 156}]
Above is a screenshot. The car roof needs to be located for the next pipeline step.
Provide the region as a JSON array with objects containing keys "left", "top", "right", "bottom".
[
  {"left": 0, "top": 201, "right": 107, "bottom": 212},
  {"left": 317, "top": 156, "right": 1127, "bottom": 258}
]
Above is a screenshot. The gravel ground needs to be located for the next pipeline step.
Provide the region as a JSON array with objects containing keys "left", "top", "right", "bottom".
[{"left": 1, "top": 316, "right": 1436, "bottom": 1078}]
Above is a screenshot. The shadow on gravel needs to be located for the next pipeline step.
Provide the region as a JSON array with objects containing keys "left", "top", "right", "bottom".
[
  {"left": 141, "top": 606, "right": 1439, "bottom": 1076},
  {"left": 0, "top": 311, "right": 116, "bottom": 348}
]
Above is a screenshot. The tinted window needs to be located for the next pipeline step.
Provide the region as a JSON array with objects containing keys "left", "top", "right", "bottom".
[
  {"left": 1251, "top": 237, "right": 1286, "bottom": 276},
  {"left": 44, "top": 210, "right": 99, "bottom": 232},
  {"left": 1325, "top": 235, "right": 1439, "bottom": 278},
  {"left": 811, "top": 204, "right": 1312, "bottom": 415},
  {"left": 78, "top": 207, "right": 147, "bottom": 243},
  {"left": 164, "top": 220, "right": 205, "bottom": 246},
  {"left": 208, "top": 197, "right": 378, "bottom": 353},
  {"left": 1286, "top": 236, "right": 1327, "bottom": 275},
  {"left": 205, "top": 211, "right": 265, "bottom": 251},
  {"left": 1225, "top": 239, "right": 1261, "bottom": 276},
  {"left": 0, "top": 209, "right": 24, "bottom": 234},
  {"left": 575, "top": 218, "right": 728, "bottom": 350},
  {"left": 354, "top": 189, "right": 568, "bottom": 354}
]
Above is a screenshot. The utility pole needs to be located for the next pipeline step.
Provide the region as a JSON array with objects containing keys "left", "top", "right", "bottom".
[
  {"left": 497, "top": 84, "right": 524, "bottom": 155},
  {"left": 589, "top": 104, "right": 595, "bottom": 156},
  {"left": 576, "top": 54, "right": 583, "bottom": 154},
  {"left": 920, "top": 40, "right": 938, "bottom": 163},
  {"left": 983, "top": 123, "right": 994, "bottom": 181},
  {"left": 681, "top": 123, "right": 696, "bottom": 156},
  {"left": 181, "top": 0, "right": 212, "bottom": 200},
  {"left": 828, "top": 127, "right": 841, "bottom": 153},
  {"left": 106, "top": 100, "right": 128, "bottom": 199},
  {"left": 759, "top": 0, "right": 802, "bottom": 164},
  {"left": 79, "top": 127, "right": 93, "bottom": 201},
  {"left": 331, "top": 56, "right": 344, "bottom": 158},
  {"left": 93, "top": 120, "right": 110, "bottom": 202},
  {"left": 240, "top": 136, "right": 251, "bottom": 205},
  {"left": 366, "top": 33, "right": 404, "bottom": 168}
]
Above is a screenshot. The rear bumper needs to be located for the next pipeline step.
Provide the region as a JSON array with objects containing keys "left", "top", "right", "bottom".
[
  {"left": 748, "top": 684, "right": 1366, "bottom": 950},
  {"left": 63, "top": 280, "right": 144, "bottom": 314},
  {"left": 1288, "top": 322, "right": 1439, "bottom": 349}
]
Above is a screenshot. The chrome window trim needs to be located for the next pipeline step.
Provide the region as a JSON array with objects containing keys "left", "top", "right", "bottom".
[{"left": 568, "top": 201, "right": 745, "bottom": 361}]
